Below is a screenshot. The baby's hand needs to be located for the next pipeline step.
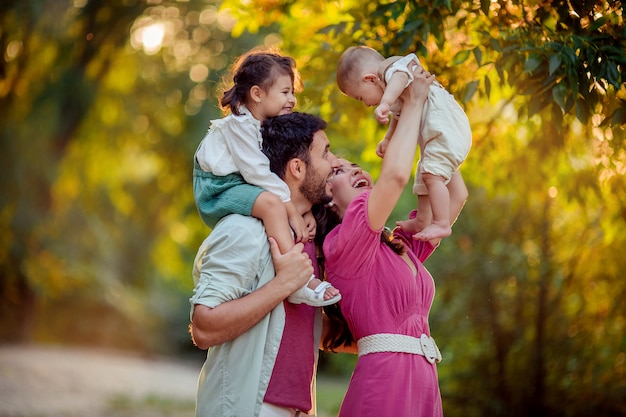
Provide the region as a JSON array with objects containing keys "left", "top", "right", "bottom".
[
  {"left": 374, "top": 103, "right": 391, "bottom": 124},
  {"left": 376, "top": 138, "right": 390, "bottom": 158}
]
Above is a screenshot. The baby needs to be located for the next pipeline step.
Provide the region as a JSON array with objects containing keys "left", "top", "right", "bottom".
[{"left": 336, "top": 46, "right": 472, "bottom": 240}]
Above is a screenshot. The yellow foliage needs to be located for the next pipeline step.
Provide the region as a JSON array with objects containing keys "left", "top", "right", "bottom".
[{"left": 102, "top": 54, "right": 140, "bottom": 93}]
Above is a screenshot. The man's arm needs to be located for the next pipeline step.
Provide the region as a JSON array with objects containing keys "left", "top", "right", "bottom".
[{"left": 191, "top": 237, "right": 313, "bottom": 349}]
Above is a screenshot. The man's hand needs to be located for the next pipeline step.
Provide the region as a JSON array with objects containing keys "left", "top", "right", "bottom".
[
  {"left": 190, "top": 237, "right": 314, "bottom": 349},
  {"left": 269, "top": 237, "right": 313, "bottom": 293}
]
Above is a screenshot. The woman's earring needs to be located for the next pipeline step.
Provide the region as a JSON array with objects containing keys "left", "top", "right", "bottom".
[{"left": 325, "top": 201, "right": 335, "bottom": 208}]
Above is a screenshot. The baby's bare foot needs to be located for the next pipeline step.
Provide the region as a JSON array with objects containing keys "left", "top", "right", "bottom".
[
  {"left": 413, "top": 224, "right": 452, "bottom": 241},
  {"left": 396, "top": 218, "right": 422, "bottom": 235}
]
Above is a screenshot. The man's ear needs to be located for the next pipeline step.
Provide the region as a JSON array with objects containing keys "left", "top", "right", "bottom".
[
  {"left": 286, "top": 158, "right": 305, "bottom": 180},
  {"left": 250, "top": 85, "right": 263, "bottom": 104}
]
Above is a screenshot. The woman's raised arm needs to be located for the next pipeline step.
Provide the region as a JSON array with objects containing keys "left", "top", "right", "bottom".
[{"left": 367, "top": 70, "right": 435, "bottom": 230}]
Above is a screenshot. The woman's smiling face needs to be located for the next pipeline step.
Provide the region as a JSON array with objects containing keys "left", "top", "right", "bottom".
[{"left": 327, "top": 158, "right": 374, "bottom": 215}]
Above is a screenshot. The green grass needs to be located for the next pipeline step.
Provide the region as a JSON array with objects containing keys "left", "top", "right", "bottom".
[
  {"left": 316, "top": 374, "right": 350, "bottom": 417},
  {"left": 101, "top": 376, "right": 350, "bottom": 417},
  {"left": 106, "top": 394, "right": 196, "bottom": 417}
]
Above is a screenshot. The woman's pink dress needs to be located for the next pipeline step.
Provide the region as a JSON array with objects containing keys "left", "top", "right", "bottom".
[{"left": 324, "top": 192, "right": 443, "bottom": 417}]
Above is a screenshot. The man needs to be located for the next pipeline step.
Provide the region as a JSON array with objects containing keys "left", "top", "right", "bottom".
[{"left": 189, "top": 112, "right": 340, "bottom": 417}]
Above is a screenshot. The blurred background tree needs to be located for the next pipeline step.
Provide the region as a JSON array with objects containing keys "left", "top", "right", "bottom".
[
  {"left": 1, "top": 1, "right": 625, "bottom": 416},
  {"left": 0, "top": 0, "right": 272, "bottom": 354}
]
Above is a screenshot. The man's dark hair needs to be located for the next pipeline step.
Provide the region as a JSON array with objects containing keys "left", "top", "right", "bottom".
[{"left": 261, "top": 112, "right": 327, "bottom": 180}]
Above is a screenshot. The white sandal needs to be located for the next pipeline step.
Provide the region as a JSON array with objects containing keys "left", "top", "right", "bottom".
[{"left": 287, "top": 276, "right": 342, "bottom": 307}]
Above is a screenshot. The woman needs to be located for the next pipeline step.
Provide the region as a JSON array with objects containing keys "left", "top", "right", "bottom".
[{"left": 315, "top": 68, "right": 468, "bottom": 416}]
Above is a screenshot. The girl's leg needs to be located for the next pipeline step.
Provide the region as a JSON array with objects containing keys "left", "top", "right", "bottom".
[
  {"left": 251, "top": 192, "right": 340, "bottom": 305},
  {"left": 251, "top": 191, "right": 293, "bottom": 254}
]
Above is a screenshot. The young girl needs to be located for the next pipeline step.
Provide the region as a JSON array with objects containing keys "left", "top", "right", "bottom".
[{"left": 193, "top": 48, "right": 340, "bottom": 307}]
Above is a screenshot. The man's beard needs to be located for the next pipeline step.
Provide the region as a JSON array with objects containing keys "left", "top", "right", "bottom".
[{"left": 300, "top": 168, "right": 332, "bottom": 206}]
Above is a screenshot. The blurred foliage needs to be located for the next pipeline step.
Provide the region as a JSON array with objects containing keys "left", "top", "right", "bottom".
[
  {"left": 0, "top": 0, "right": 271, "bottom": 354},
  {"left": 0, "top": 1, "right": 625, "bottom": 416}
]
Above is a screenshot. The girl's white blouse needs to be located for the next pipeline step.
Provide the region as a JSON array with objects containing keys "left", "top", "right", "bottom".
[{"left": 195, "top": 106, "right": 291, "bottom": 202}]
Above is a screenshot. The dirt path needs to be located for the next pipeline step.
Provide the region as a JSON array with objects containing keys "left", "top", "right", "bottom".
[{"left": 0, "top": 344, "right": 199, "bottom": 417}]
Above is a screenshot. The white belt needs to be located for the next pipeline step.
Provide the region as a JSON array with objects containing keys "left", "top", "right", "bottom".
[{"left": 357, "top": 333, "right": 442, "bottom": 364}]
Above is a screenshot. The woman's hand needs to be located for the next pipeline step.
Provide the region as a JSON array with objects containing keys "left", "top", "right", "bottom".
[{"left": 399, "top": 68, "right": 434, "bottom": 108}]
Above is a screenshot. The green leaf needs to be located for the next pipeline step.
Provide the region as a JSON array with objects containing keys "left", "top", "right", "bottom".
[
  {"left": 612, "top": 104, "right": 626, "bottom": 125},
  {"left": 319, "top": 23, "right": 345, "bottom": 35},
  {"left": 452, "top": 49, "right": 471, "bottom": 65},
  {"left": 551, "top": 103, "right": 564, "bottom": 132},
  {"left": 528, "top": 93, "right": 549, "bottom": 116},
  {"left": 401, "top": 36, "right": 415, "bottom": 52},
  {"left": 605, "top": 62, "right": 620, "bottom": 88},
  {"left": 564, "top": 95, "right": 575, "bottom": 112},
  {"left": 552, "top": 83, "right": 567, "bottom": 110},
  {"left": 549, "top": 54, "right": 562, "bottom": 76},
  {"left": 484, "top": 75, "right": 491, "bottom": 99},
  {"left": 372, "top": 3, "right": 397, "bottom": 18},
  {"left": 403, "top": 19, "right": 423, "bottom": 32},
  {"left": 480, "top": 0, "right": 490, "bottom": 15},
  {"left": 568, "top": 71, "right": 580, "bottom": 99},
  {"left": 473, "top": 46, "right": 483, "bottom": 66},
  {"left": 576, "top": 98, "right": 590, "bottom": 123},
  {"left": 589, "top": 16, "right": 608, "bottom": 32},
  {"left": 565, "top": 46, "right": 579, "bottom": 66},
  {"left": 463, "top": 80, "right": 479, "bottom": 103},
  {"left": 489, "top": 37, "right": 501, "bottom": 52},
  {"left": 390, "top": 3, "right": 404, "bottom": 20},
  {"left": 524, "top": 55, "right": 542, "bottom": 73}
]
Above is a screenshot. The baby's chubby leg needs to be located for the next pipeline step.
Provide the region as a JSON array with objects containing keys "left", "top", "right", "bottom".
[
  {"left": 413, "top": 173, "right": 452, "bottom": 241},
  {"left": 396, "top": 194, "right": 431, "bottom": 234}
]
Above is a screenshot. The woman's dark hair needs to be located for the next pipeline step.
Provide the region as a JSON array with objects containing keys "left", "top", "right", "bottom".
[
  {"left": 220, "top": 48, "right": 302, "bottom": 116},
  {"left": 313, "top": 200, "right": 406, "bottom": 352}
]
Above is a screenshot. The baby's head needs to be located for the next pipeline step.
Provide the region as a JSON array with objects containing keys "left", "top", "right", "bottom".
[{"left": 336, "top": 46, "right": 385, "bottom": 107}]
